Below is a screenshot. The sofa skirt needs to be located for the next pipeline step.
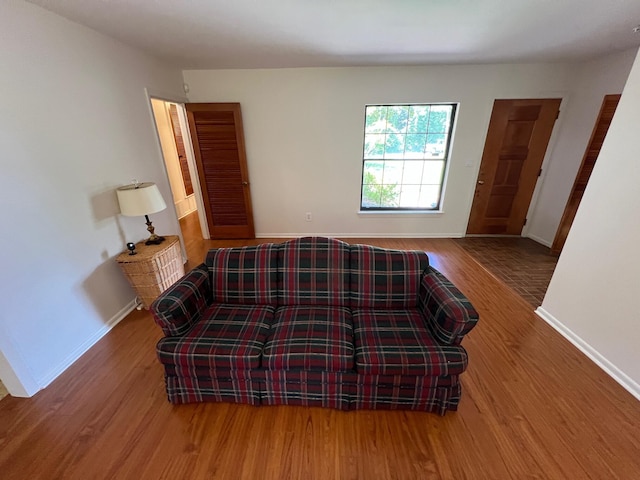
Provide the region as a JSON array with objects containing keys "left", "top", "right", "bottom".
[
  {"left": 165, "top": 372, "right": 261, "bottom": 405},
  {"left": 352, "top": 374, "right": 460, "bottom": 415},
  {"left": 164, "top": 370, "right": 461, "bottom": 415}
]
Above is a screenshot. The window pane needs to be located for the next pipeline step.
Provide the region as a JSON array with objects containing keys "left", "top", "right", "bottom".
[
  {"left": 423, "top": 161, "right": 445, "bottom": 184},
  {"left": 418, "top": 185, "right": 441, "bottom": 209},
  {"left": 365, "top": 106, "right": 388, "bottom": 133},
  {"left": 382, "top": 160, "right": 403, "bottom": 185},
  {"left": 407, "top": 105, "right": 430, "bottom": 133},
  {"left": 402, "top": 160, "right": 424, "bottom": 184},
  {"left": 404, "top": 134, "right": 426, "bottom": 158},
  {"left": 379, "top": 184, "right": 400, "bottom": 207},
  {"left": 363, "top": 161, "right": 384, "bottom": 183},
  {"left": 384, "top": 133, "right": 405, "bottom": 158},
  {"left": 362, "top": 183, "right": 381, "bottom": 208},
  {"left": 425, "top": 134, "right": 446, "bottom": 159},
  {"left": 386, "top": 106, "right": 409, "bottom": 133},
  {"left": 428, "top": 106, "right": 452, "bottom": 133},
  {"left": 364, "top": 133, "right": 385, "bottom": 159},
  {"left": 399, "top": 185, "right": 420, "bottom": 207}
]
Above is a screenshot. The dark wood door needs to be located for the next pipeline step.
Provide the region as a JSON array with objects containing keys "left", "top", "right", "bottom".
[
  {"left": 551, "top": 94, "right": 620, "bottom": 255},
  {"left": 185, "top": 103, "right": 255, "bottom": 239},
  {"left": 467, "top": 98, "right": 561, "bottom": 235},
  {"left": 168, "top": 104, "right": 194, "bottom": 196}
]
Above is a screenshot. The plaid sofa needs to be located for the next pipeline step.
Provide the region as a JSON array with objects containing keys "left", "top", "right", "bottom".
[{"left": 151, "top": 237, "right": 479, "bottom": 415}]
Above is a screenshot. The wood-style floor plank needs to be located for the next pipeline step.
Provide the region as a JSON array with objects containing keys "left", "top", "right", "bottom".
[{"left": 1, "top": 221, "right": 639, "bottom": 479}]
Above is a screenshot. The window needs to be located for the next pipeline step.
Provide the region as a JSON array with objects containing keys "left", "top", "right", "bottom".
[{"left": 360, "top": 103, "right": 456, "bottom": 210}]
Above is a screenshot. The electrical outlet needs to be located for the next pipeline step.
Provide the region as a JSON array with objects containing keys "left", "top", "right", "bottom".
[{"left": 305, "top": 212, "right": 312, "bottom": 222}]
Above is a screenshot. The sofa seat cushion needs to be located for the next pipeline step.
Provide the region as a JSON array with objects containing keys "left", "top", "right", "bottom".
[
  {"left": 353, "top": 309, "right": 468, "bottom": 376},
  {"left": 157, "top": 304, "right": 274, "bottom": 372},
  {"left": 263, "top": 306, "right": 354, "bottom": 372}
]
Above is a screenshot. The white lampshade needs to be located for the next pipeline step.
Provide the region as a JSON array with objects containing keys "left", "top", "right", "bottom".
[{"left": 116, "top": 182, "right": 167, "bottom": 216}]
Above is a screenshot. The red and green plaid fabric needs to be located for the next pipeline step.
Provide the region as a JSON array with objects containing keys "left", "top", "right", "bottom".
[
  {"left": 419, "top": 267, "right": 479, "bottom": 345},
  {"left": 163, "top": 369, "right": 460, "bottom": 413},
  {"left": 353, "top": 309, "right": 468, "bottom": 376},
  {"left": 277, "top": 237, "right": 351, "bottom": 306},
  {"left": 165, "top": 372, "right": 261, "bottom": 405},
  {"left": 151, "top": 238, "right": 478, "bottom": 414},
  {"left": 263, "top": 305, "right": 354, "bottom": 372},
  {"left": 150, "top": 264, "right": 210, "bottom": 337},
  {"left": 350, "top": 244, "right": 429, "bottom": 309},
  {"left": 206, "top": 244, "right": 279, "bottom": 305},
  {"left": 261, "top": 371, "right": 353, "bottom": 409},
  {"left": 156, "top": 304, "right": 274, "bottom": 373},
  {"left": 352, "top": 375, "right": 460, "bottom": 414}
]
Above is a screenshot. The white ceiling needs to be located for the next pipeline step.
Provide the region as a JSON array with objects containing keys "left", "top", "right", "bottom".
[{"left": 27, "top": 0, "right": 640, "bottom": 69}]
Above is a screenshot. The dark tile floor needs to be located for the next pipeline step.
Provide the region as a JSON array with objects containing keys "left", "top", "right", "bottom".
[{"left": 453, "top": 237, "right": 558, "bottom": 307}]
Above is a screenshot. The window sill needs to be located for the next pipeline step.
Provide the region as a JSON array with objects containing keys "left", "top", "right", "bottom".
[{"left": 357, "top": 210, "right": 443, "bottom": 217}]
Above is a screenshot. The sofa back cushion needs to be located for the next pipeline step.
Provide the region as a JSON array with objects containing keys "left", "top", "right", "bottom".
[
  {"left": 277, "top": 237, "right": 351, "bottom": 306},
  {"left": 350, "top": 244, "right": 429, "bottom": 309},
  {"left": 206, "top": 244, "right": 278, "bottom": 305}
]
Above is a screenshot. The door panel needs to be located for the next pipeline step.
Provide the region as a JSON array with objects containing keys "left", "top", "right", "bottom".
[
  {"left": 168, "top": 104, "right": 194, "bottom": 196},
  {"left": 185, "top": 103, "right": 255, "bottom": 239},
  {"left": 551, "top": 94, "right": 620, "bottom": 255},
  {"left": 467, "top": 98, "right": 561, "bottom": 235}
]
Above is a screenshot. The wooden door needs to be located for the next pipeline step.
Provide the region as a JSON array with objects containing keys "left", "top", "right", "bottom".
[
  {"left": 467, "top": 98, "right": 561, "bottom": 235},
  {"left": 185, "top": 103, "right": 255, "bottom": 239},
  {"left": 168, "top": 104, "right": 194, "bottom": 196},
  {"left": 550, "top": 94, "right": 620, "bottom": 255}
]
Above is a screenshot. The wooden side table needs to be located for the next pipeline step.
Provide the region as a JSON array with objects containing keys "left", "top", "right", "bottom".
[{"left": 116, "top": 235, "right": 185, "bottom": 309}]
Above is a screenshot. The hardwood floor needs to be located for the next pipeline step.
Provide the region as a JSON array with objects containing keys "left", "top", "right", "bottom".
[{"left": 1, "top": 218, "right": 639, "bottom": 479}]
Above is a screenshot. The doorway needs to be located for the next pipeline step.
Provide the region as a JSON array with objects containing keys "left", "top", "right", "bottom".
[
  {"left": 551, "top": 94, "right": 620, "bottom": 255},
  {"left": 467, "top": 98, "right": 561, "bottom": 235},
  {"left": 150, "top": 98, "right": 208, "bottom": 253}
]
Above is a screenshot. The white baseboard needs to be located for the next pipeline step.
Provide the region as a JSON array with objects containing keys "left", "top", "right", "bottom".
[
  {"left": 256, "top": 233, "right": 465, "bottom": 239},
  {"left": 525, "top": 233, "right": 552, "bottom": 248},
  {"left": 535, "top": 307, "right": 640, "bottom": 402},
  {"left": 37, "top": 299, "right": 137, "bottom": 392}
]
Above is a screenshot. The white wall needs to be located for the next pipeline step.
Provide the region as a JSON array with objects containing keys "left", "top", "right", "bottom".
[
  {"left": 526, "top": 49, "right": 636, "bottom": 246},
  {"left": 537, "top": 48, "right": 640, "bottom": 400},
  {"left": 183, "top": 64, "right": 575, "bottom": 237},
  {"left": 0, "top": 0, "right": 184, "bottom": 396}
]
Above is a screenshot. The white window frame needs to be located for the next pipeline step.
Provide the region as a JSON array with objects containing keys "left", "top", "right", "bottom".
[{"left": 359, "top": 103, "right": 457, "bottom": 212}]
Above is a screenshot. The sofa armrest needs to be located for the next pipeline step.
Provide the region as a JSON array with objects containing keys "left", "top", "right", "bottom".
[
  {"left": 418, "top": 267, "right": 479, "bottom": 345},
  {"left": 150, "top": 263, "right": 211, "bottom": 337}
]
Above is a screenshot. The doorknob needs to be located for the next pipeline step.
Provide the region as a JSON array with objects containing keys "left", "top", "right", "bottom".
[
  {"left": 477, "top": 180, "right": 485, "bottom": 185},
  {"left": 242, "top": 181, "right": 248, "bottom": 186}
]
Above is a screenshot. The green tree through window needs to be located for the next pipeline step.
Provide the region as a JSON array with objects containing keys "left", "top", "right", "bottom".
[{"left": 361, "top": 103, "right": 456, "bottom": 210}]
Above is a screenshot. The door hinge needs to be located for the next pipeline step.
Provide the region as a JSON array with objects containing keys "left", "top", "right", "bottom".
[
  {"left": 523, "top": 218, "right": 527, "bottom": 226},
  {"left": 538, "top": 168, "right": 542, "bottom": 177},
  {"left": 556, "top": 110, "right": 560, "bottom": 120}
]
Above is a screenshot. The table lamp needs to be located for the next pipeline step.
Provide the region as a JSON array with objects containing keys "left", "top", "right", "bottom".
[{"left": 116, "top": 181, "right": 167, "bottom": 245}]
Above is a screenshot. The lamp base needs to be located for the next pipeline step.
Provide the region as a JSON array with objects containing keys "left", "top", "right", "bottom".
[
  {"left": 144, "top": 215, "right": 165, "bottom": 245},
  {"left": 145, "top": 235, "right": 165, "bottom": 246}
]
